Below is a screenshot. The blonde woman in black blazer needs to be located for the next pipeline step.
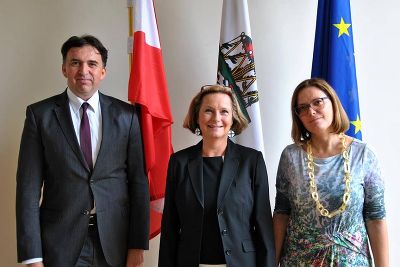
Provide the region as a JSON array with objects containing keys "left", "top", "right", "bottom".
[{"left": 159, "top": 85, "right": 275, "bottom": 267}]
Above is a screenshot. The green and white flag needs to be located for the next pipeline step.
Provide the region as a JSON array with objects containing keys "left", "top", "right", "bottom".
[{"left": 217, "top": 0, "right": 265, "bottom": 154}]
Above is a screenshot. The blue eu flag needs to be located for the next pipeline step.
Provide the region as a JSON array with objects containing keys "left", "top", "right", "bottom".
[{"left": 311, "top": 0, "right": 362, "bottom": 140}]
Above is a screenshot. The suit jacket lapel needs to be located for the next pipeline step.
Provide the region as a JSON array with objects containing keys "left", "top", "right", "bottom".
[
  {"left": 54, "top": 91, "right": 89, "bottom": 171},
  {"left": 188, "top": 141, "right": 204, "bottom": 207},
  {"left": 91, "top": 92, "right": 112, "bottom": 175},
  {"left": 217, "top": 140, "right": 240, "bottom": 209}
]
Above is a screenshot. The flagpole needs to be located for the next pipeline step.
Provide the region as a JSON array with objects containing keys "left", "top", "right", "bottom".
[{"left": 127, "top": 0, "right": 134, "bottom": 69}]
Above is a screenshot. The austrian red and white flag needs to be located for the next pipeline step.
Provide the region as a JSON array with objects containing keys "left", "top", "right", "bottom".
[{"left": 128, "top": 0, "right": 173, "bottom": 239}]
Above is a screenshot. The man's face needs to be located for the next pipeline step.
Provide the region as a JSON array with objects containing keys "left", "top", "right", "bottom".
[{"left": 62, "top": 45, "right": 106, "bottom": 100}]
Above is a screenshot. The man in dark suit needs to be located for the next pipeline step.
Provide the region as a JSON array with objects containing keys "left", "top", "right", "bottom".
[{"left": 16, "top": 35, "right": 149, "bottom": 267}]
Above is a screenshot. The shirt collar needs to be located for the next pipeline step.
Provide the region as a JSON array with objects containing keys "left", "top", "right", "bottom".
[{"left": 67, "top": 88, "right": 100, "bottom": 114}]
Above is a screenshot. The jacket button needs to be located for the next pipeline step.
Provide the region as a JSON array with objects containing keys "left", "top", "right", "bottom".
[
  {"left": 217, "top": 208, "right": 223, "bottom": 215},
  {"left": 225, "top": 249, "right": 231, "bottom": 255},
  {"left": 82, "top": 210, "right": 90, "bottom": 215},
  {"left": 221, "top": 229, "right": 228, "bottom": 236}
]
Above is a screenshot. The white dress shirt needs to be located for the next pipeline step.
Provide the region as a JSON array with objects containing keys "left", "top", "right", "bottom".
[{"left": 67, "top": 88, "right": 102, "bottom": 166}]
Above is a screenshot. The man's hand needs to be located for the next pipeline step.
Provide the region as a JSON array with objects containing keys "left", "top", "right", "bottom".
[
  {"left": 27, "top": 263, "right": 44, "bottom": 267},
  {"left": 126, "top": 249, "right": 144, "bottom": 267}
]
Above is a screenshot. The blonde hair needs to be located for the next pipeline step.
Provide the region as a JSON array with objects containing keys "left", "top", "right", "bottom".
[
  {"left": 183, "top": 84, "right": 249, "bottom": 135},
  {"left": 291, "top": 78, "right": 349, "bottom": 144}
]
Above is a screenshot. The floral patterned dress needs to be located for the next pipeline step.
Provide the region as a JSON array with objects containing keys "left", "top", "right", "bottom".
[{"left": 274, "top": 139, "right": 385, "bottom": 266}]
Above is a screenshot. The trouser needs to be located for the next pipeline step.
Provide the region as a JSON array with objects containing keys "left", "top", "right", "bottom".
[{"left": 75, "top": 215, "right": 112, "bottom": 267}]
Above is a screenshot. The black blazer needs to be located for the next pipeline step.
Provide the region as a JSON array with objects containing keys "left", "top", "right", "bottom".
[
  {"left": 16, "top": 91, "right": 150, "bottom": 267},
  {"left": 159, "top": 140, "right": 275, "bottom": 267}
]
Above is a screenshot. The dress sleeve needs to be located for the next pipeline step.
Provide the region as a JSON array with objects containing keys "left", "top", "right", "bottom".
[
  {"left": 274, "top": 147, "right": 291, "bottom": 215},
  {"left": 363, "top": 146, "right": 386, "bottom": 221}
]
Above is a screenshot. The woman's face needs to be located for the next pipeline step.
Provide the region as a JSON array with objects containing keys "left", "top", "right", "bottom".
[
  {"left": 197, "top": 93, "right": 233, "bottom": 142},
  {"left": 296, "top": 86, "right": 334, "bottom": 136}
]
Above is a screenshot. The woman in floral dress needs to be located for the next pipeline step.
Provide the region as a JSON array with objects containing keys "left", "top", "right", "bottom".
[{"left": 273, "top": 78, "right": 388, "bottom": 266}]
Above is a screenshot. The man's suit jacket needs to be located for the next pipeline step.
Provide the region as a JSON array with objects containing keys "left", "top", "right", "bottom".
[
  {"left": 159, "top": 140, "right": 275, "bottom": 267},
  {"left": 16, "top": 91, "right": 150, "bottom": 267}
]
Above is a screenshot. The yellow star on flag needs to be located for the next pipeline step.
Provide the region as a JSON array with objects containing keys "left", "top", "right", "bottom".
[
  {"left": 350, "top": 115, "right": 362, "bottom": 134},
  {"left": 333, "top": 17, "right": 351, "bottom": 37}
]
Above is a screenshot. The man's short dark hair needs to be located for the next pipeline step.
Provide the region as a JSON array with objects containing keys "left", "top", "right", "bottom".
[{"left": 61, "top": 35, "right": 108, "bottom": 67}]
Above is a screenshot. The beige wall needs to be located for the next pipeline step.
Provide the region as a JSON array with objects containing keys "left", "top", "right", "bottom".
[{"left": 1, "top": 0, "right": 399, "bottom": 266}]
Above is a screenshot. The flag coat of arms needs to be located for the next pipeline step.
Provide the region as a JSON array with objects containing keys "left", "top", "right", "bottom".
[
  {"left": 217, "top": 0, "right": 265, "bottom": 154},
  {"left": 128, "top": 0, "right": 173, "bottom": 238},
  {"left": 312, "top": 0, "right": 362, "bottom": 139}
]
